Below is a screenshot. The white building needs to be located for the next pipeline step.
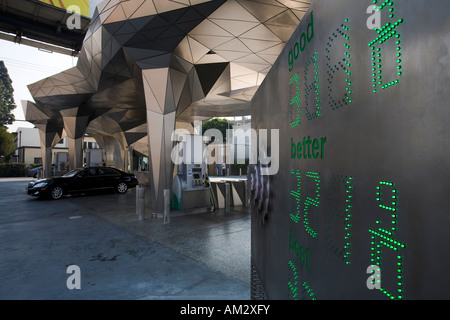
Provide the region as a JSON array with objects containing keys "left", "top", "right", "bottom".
[{"left": 13, "top": 127, "right": 99, "bottom": 169}]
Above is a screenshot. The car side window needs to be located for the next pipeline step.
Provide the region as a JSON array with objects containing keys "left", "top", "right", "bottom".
[
  {"left": 99, "top": 168, "right": 118, "bottom": 175},
  {"left": 79, "top": 168, "right": 97, "bottom": 177}
]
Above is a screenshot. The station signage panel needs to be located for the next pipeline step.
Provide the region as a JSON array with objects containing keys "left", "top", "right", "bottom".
[{"left": 251, "top": 0, "right": 450, "bottom": 300}]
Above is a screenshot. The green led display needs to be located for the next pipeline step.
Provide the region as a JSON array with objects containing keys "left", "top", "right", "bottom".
[
  {"left": 289, "top": 51, "right": 321, "bottom": 127},
  {"left": 289, "top": 18, "right": 355, "bottom": 128},
  {"left": 288, "top": 260, "right": 317, "bottom": 300},
  {"left": 303, "top": 172, "right": 320, "bottom": 238},
  {"left": 326, "top": 19, "right": 353, "bottom": 109},
  {"left": 369, "top": 181, "right": 406, "bottom": 300},
  {"left": 369, "top": 0, "right": 405, "bottom": 93},
  {"left": 289, "top": 73, "right": 302, "bottom": 128},
  {"left": 290, "top": 169, "right": 302, "bottom": 223},
  {"left": 326, "top": 175, "right": 353, "bottom": 264},
  {"left": 304, "top": 52, "right": 321, "bottom": 120},
  {"left": 288, "top": 260, "right": 299, "bottom": 300},
  {"left": 284, "top": 3, "right": 410, "bottom": 300},
  {"left": 302, "top": 281, "right": 317, "bottom": 300},
  {"left": 289, "top": 170, "right": 320, "bottom": 239}
]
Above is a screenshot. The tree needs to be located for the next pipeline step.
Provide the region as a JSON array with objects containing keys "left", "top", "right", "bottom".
[
  {"left": 0, "top": 127, "right": 15, "bottom": 158},
  {"left": 201, "top": 118, "right": 231, "bottom": 143},
  {"left": 0, "top": 60, "right": 16, "bottom": 127}
]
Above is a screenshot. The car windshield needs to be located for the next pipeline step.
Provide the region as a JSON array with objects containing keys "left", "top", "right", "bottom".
[{"left": 62, "top": 168, "right": 85, "bottom": 177}]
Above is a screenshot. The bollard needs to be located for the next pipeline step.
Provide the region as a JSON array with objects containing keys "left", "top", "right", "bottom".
[
  {"left": 136, "top": 185, "right": 140, "bottom": 216},
  {"left": 136, "top": 185, "right": 145, "bottom": 221},
  {"left": 225, "top": 183, "right": 230, "bottom": 213},
  {"left": 244, "top": 180, "right": 248, "bottom": 208},
  {"left": 163, "top": 189, "right": 170, "bottom": 223}
]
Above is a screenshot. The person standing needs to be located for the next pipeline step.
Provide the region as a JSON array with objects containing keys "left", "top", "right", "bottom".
[{"left": 222, "top": 161, "right": 226, "bottom": 176}]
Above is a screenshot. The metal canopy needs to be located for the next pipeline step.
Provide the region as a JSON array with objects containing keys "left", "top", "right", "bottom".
[{"left": 24, "top": 0, "right": 313, "bottom": 212}]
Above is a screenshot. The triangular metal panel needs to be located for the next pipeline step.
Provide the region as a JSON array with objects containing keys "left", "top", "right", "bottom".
[
  {"left": 214, "top": 38, "right": 252, "bottom": 53},
  {"left": 174, "top": 37, "right": 194, "bottom": 64},
  {"left": 146, "top": 110, "right": 164, "bottom": 200},
  {"left": 188, "top": 67, "right": 205, "bottom": 102},
  {"left": 214, "top": 50, "right": 251, "bottom": 62},
  {"left": 164, "top": 71, "right": 176, "bottom": 114},
  {"left": 169, "top": 68, "right": 188, "bottom": 107},
  {"left": 175, "top": 80, "right": 192, "bottom": 116},
  {"left": 239, "top": 38, "right": 281, "bottom": 53},
  {"left": 209, "top": 63, "right": 231, "bottom": 95},
  {"left": 136, "top": 53, "right": 172, "bottom": 69},
  {"left": 190, "top": 35, "right": 234, "bottom": 50},
  {"left": 190, "top": 19, "right": 233, "bottom": 37},
  {"left": 208, "top": 0, "right": 259, "bottom": 22},
  {"left": 104, "top": 4, "right": 128, "bottom": 24},
  {"left": 240, "top": 24, "right": 280, "bottom": 42},
  {"left": 153, "top": 0, "right": 188, "bottom": 14},
  {"left": 121, "top": 0, "right": 146, "bottom": 19},
  {"left": 187, "top": 37, "right": 210, "bottom": 64},
  {"left": 129, "top": 1, "right": 157, "bottom": 19},
  {"left": 209, "top": 19, "right": 260, "bottom": 37},
  {"left": 236, "top": 0, "right": 287, "bottom": 23},
  {"left": 142, "top": 68, "right": 170, "bottom": 114},
  {"left": 142, "top": 70, "right": 163, "bottom": 114},
  {"left": 195, "top": 62, "right": 229, "bottom": 96},
  {"left": 195, "top": 53, "right": 228, "bottom": 65}
]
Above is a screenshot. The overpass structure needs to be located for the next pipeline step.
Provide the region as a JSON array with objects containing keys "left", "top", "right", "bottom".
[{"left": 0, "top": 0, "right": 91, "bottom": 56}]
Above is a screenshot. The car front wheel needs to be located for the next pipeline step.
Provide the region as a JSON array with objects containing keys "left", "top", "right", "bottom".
[
  {"left": 116, "top": 182, "right": 128, "bottom": 194},
  {"left": 50, "top": 186, "right": 64, "bottom": 200}
]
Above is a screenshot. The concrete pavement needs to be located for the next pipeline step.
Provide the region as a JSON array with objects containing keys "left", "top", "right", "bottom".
[{"left": 0, "top": 178, "right": 251, "bottom": 300}]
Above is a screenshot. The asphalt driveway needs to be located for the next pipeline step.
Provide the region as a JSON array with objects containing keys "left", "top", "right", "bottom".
[{"left": 0, "top": 178, "right": 250, "bottom": 300}]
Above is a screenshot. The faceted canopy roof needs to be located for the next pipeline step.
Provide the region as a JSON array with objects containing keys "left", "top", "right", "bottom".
[{"left": 24, "top": 0, "right": 312, "bottom": 154}]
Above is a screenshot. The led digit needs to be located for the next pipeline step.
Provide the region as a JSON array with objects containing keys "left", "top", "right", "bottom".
[
  {"left": 288, "top": 260, "right": 316, "bottom": 300},
  {"left": 289, "top": 170, "right": 320, "bottom": 238},
  {"left": 302, "top": 282, "right": 317, "bottom": 300},
  {"left": 369, "top": 181, "right": 406, "bottom": 300},
  {"left": 326, "top": 19, "right": 353, "bottom": 110},
  {"left": 326, "top": 175, "right": 353, "bottom": 264},
  {"left": 303, "top": 172, "right": 320, "bottom": 238},
  {"left": 369, "top": 0, "right": 405, "bottom": 93},
  {"left": 289, "top": 73, "right": 302, "bottom": 128},
  {"left": 303, "top": 52, "right": 322, "bottom": 120},
  {"left": 288, "top": 260, "right": 299, "bottom": 300},
  {"left": 290, "top": 169, "right": 302, "bottom": 223}
]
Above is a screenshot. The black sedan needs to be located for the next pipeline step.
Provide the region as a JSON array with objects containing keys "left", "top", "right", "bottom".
[{"left": 27, "top": 167, "right": 139, "bottom": 200}]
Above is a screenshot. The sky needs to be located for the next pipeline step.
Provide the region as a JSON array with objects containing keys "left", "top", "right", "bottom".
[
  {"left": 0, "top": 0, "right": 104, "bottom": 134},
  {"left": 1, "top": 39, "right": 78, "bottom": 134}
]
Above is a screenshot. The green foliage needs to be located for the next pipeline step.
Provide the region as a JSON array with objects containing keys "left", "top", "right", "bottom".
[
  {"left": 0, "top": 163, "right": 27, "bottom": 177},
  {"left": 201, "top": 118, "right": 231, "bottom": 143},
  {"left": 0, "top": 60, "right": 16, "bottom": 127},
  {"left": 0, "top": 126, "right": 15, "bottom": 157}
]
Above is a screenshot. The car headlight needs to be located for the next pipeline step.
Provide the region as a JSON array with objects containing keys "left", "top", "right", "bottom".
[{"left": 34, "top": 182, "right": 48, "bottom": 188}]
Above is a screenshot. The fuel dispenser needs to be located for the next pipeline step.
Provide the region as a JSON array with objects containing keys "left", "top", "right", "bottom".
[
  {"left": 172, "top": 134, "right": 211, "bottom": 211},
  {"left": 55, "top": 152, "right": 68, "bottom": 175}
]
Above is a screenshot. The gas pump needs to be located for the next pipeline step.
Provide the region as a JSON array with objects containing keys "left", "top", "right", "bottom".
[
  {"left": 172, "top": 134, "right": 211, "bottom": 211},
  {"left": 85, "top": 148, "right": 104, "bottom": 167},
  {"left": 55, "top": 152, "right": 68, "bottom": 175}
]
